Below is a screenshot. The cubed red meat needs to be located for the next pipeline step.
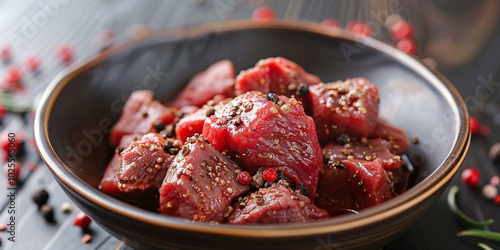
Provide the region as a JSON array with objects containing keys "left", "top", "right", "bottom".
[
  {"left": 202, "top": 91, "right": 323, "bottom": 200},
  {"left": 110, "top": 90, "right": 175, "bottom": 147},
  {"left": 118, "top": 133, "right": 177, "bottom": 193},
  {"left": 234, "top": 57, "right": 320, "bottom": 98},
  {"left": 323, "top": 138, "right": 402, "bottom": 170},
  {"left": 227, "top": 184, "right": 329, "bottom": 224},
  {"left": 159, "top": 134, "right": 250, "bottom": 223},
  {"left": 175, "top": 108, "right": 204, "bottom": 143},
  {"left": 370, "top": 119, "right": 409, "bottom": 155},
  {"left": 307, "top": 78, "right": 380, "bottom": 143},
  {"left": 100, "top": 134, "right": 142, "bottom": 195},
  {"left": 175, "top": 98, "right": 232, "bottom": 143},
  {"left": 316, "top": 158, "right": 393, "bottom": 215},
  {"left": 169, "top": 60, "right": 235, "bottom": 108}
]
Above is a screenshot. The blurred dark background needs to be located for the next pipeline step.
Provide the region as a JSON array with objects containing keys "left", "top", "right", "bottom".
[{"left": 0, "top": 0, "right": 499, "bottom": 249}]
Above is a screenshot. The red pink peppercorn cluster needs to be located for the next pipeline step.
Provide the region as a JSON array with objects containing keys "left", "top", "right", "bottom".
[
  {"left": 461, "top": 168, "right": 500, "bottom": 205},
  {"left": 251, "top": 6, "right": 420, "bottom": 56}
]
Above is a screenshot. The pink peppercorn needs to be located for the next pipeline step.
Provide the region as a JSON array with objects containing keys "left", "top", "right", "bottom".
[
  {"left": 390, "top": 20, "right": 413, "bottom": 41},
  {"left": 347, "top": 21, "right": 373, "bottom": 36},
  {"left": 0, "top": 45, "right": 11, "bottom": 62},
  {"left": 237, "top": 171, "right": 251, "bottom": 186},
  {"left": 56, "top": 43, "right": 74, "bottom": 63},
  {"left": 396, "top": 38, "right": 416, "bottom": 54},
  {"left": 470, "top": 116, "right": 480, "bottom": 135},
  {"left": 24, "top": 52, "right": 40, "bottom": 72},
  {"left": 3, "top": 65, "right": 22, "bottom": 85},
  {"left": 461, "top": 168, "right": 480, "bottom": 187},
  {"left": 74, "top": 212, "right": 91, "bottom": 229},
  {"left": 321, "top": 18, "right": 339, "bottom": 28},
  {"left": 262, "top": 168, "right": 277, "bottom": 182},
  {"left": 252, "top": 6, "right": 275, "bottom": 23}
]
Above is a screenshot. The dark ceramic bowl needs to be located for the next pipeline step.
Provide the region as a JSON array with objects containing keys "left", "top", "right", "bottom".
[{"left": 34, "top": 20, "right": 470, "bottom": 250}]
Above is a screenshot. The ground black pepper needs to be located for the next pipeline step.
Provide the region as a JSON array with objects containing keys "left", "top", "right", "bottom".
[
  {"left": 336, "top": 133, "right": 350, "bottom": 145},
  {"left": 154, "top": 121, "right": 166, "bottom": 132},
  {"left": 295, "top": 183, "right": 309, "bottom": 197},
  {"left": 296, "top": 84, "right": 309, "bottom": 96},
  {"left": 265, "top": 93, "right": 279, "bottom": 104}
]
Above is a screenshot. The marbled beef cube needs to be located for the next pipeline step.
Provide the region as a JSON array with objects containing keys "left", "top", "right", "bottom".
[
  {"left": 169, "top": 60, "right": 235, "bottom": 108},
  {"left": 202, "top": 91, "right": 323, "bottom": 200},
  {"left": 323, "top": 138, "right": 402, "bottom": 170},
  {"left": 159, "top": 134, "right": 249, "bottom": 223},
  {"left": 370, "top": 119, "right": 409, "bottom": 155},
  {"left": 110, "top": 90, "right": 175, "bottom": 147},
  {"left": 100, "top": 134, "right": 142, "bottom": 195},
  {"left": 227, "top": 184, "right": 328, "bottom": 224},
  {"left": 118, "top": 133, "right": 177, "bottom": 193},
  {"left": 234, "top": 57, "right": 320, "bottom": 99},
  {"left": 316, "top": 158, "right": 393, "bottom": 215},
  {"left": 307, "top": 78, "right": 380, "bottom": 142}
]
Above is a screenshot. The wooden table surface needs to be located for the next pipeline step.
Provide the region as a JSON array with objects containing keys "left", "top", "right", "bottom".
[{"left": 0, "top": 1, "right": 499, "bottom": 249}]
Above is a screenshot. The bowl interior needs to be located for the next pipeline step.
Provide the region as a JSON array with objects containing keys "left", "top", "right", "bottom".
[{"left": 42, "top": 22, "right": 465, "bottom": 224}]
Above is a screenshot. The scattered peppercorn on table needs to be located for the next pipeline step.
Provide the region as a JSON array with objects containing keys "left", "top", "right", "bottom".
[{"left": 0, "top": 1, "right": 500, "bottom": 249}]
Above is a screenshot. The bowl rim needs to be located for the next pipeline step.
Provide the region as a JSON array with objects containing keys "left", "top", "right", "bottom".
[{"left": 34, "top": 19, "right": 470, "bottom": 238}]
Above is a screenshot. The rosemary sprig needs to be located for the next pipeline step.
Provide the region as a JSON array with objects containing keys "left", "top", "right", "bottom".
[
  {"left": 446, "top": 185, "right": 494, "bottom": 227},
  {"left": 457, "top": 229, "right": 500, "bottom": 242},
  {"left": 478, "top": 242, "right": 494, "bottom": 250}
]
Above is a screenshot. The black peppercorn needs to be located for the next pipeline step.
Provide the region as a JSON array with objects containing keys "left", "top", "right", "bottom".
[
  {"left": 41, "top": 204, "right": 54, "bottom": 221},
  {"left": 154, "top": 121, "right": 165, "bottom": 132},
  {"left": 265, "top": 93, "right": 279, "bottom": 104},
  {"left": 32, "top": 189, "right": 49, "bottom": 207},
  {"left": 336, "top": 133, "right": 350, "bottom": 145},
  {"left": 296, "top": 84, "right": 309, "bottom": 97},
  {"left": 295, "top": 183, "right": 309, "bottom": 197}
]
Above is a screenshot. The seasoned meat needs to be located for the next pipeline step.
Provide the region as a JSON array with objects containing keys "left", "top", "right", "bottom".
[
  {"left": 307, "top": 78, "right": 380, "bottom": 143},
  {"left": 118, "top": 133, "right": 177, "bottom": 193},
  {"left": 175, "top": 98, "right": 231, "bottom": 143},
  {"left": 159, "top": 134, "right": 249, "bottom": 223},
  {"left": 100, "top": 134, "right": 142, "bottom": 195},
  {"left": 316, "top": 158, "right": 393, "bottom": 215},
  {"left": 202, "top": 91, "right": 323, "bottom": 200},
  {"left": 323, "top": 138, "right": 402, "bottom": 170},
  {"left": 110, "top": 90, "right": 175, "bottom": 147},
  {"left": 370, "top": 119, "right": 409, "bottom": 155},
  {"left": 169, "top": 60, "right": 235, "bottom": 108},
  {"left": 227, "top": 184, "right": 329, "bottom": 224},
  {"left": 174, "top": 108, "right": 205, "bottom": 143},
  {"left": 234, "top": 57, "right": 320, "bottom": 99}
]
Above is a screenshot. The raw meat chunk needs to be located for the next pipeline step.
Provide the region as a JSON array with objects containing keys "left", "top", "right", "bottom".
[
  {"left": 227, "top": 184, "right": 329, "bottom": 224},
  {"left": 316, "top": 158, "right": 393, "bottom": 215},
  {"left": 100, "top": 134, "right": 141, "bottom": 195},
  {"left": 110, "top": 90, "right": 175, "bottom": 147},
  {"left": 370, "top": 119, "right": 409, "bottom": 154},
  {"left": 234, "top": 57, "right": 320, "bottom": 98},
  {"left": 169, "top": 60, "right": 235, "bottom": 108},
  {"left": 202, "top": 91, "right": 322, "bottom": 200},
  {"left": 307, "top": 78, "right": 380, "bottom": 142},
  {"left": 118, "top": 133, "right": 177, "bottom": 193},
  {"left": 159, "top": 134, "right": 249, "bottom": 222},
  {"left": 322, "top": 138, "right": 402, "bottom": 170}
]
